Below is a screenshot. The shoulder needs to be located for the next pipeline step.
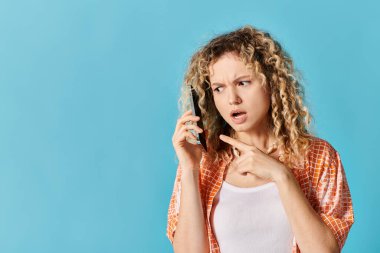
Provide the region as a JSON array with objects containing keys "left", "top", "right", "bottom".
[
  {"left": 307, "top": 136, "right": 339, "bottom": 162},
  {"left": 306, "top": 136, "right": 343, "bottom": 179}
]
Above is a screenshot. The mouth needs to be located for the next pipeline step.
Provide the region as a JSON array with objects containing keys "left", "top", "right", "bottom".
[
  {"left": 230, "top": 109, "right": 247, "bottom": 118},
  {"left": 230, "top": 109, "right": 248, "bottom": 124}
]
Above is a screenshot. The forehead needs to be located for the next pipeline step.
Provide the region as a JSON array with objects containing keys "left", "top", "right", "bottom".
[
  {"left": 208, "top": 52, "right": 254, "bottom": 82},
  {"left": 208, "top": 52, "right": 251, "bottom": 77}
]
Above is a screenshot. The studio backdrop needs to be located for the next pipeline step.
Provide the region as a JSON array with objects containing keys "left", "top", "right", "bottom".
[{"left": 0, "top": 0, "right": 378, "bottom": 252}]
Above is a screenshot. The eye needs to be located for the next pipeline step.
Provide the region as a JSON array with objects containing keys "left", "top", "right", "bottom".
[
  {"left": 212, "top": 81, "right": 250, "bottom": 93},
  {"left": 213, "top": 86, "right": 223, "bottom": 93},
  {"left": 239, "top": 80, "right": 251, "bottom": 86}
]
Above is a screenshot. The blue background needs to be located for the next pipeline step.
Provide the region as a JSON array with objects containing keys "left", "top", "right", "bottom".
[{"left": 0, "top": 0, "right": 378, "bottom": 252}]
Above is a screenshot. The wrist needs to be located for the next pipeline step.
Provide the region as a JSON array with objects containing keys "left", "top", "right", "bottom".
[
  {"left": 181, "top": 166, "right": 200, "bottom": 178},
  {"left": 180, "top": 168, "right": 201, "bottom": 186},
  {"left": 273, "top": 165, "right": 293, "bottom": 184}
]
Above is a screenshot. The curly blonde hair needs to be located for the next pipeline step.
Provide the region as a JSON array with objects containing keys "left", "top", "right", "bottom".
[{"left": 178, "top": 24, "right": 315, "bottom": 170}]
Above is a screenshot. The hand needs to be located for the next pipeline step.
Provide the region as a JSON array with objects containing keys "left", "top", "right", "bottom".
[
  {"left": 172, "top": 109, "right": 205, "bottom": 171},
  {"left": 219, "top": 134, "right": 287, "bottom": 182}
]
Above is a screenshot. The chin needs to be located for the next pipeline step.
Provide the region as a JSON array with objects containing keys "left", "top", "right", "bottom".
[
  {"left": 232, "top": 121, "right": 257, "bottom": 132},
  {"left": 231, "top": 124, "right": 249, "bottom": 132},
  {"left": 226, "top": 118, "right": 253, "bottom": 132}
]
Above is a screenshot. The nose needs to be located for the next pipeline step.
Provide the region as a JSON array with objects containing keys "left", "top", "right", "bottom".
[{"left": 228, "top": 89, "right": 242, "bottom": 105}]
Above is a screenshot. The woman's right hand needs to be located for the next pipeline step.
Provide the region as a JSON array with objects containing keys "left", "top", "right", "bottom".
[{"left": 172, "top": 109, "right": 204, "bottom": 172}]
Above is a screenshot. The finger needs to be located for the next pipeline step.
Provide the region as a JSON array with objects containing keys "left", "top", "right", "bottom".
[
  {"left": 233, "top": 152, "right": 249, "bottom": 167},
  {"left": 175, "top": 114, "right": 200, "bottom": 132},
  {"left": 185, "top": 132, "right": 199, "bottom": 145},
  {"left": 236, "top": 159, "right": 254, "bottom": 175},
  {"left": 181, "top": 114, "right": 200, "bottom": 125},
  {"left": 219, "top": 134, "right": 254, "bottom": 152},
  {"left": 184, "top": 124, "right": 203, "bottom": 133},
  {"left": 176, "top": 110, "right": 194, "bottom": 126},
  {"left": 236, "top": 151, "right": 260, "bottom": 171},
  {"left": 186, "top": 130, "right": 198, "bottom": 140},
  {"left": 231, "top": 159, "right": 248, "bottom": 175},
  {"left": 180, "top": 115, "right": 200, "bottom": 133},
  {"left": 174, "top": 127, "right": 197, "bottom": 144},
  {"left": 179, "top": 126, "right": 199, "bottom": 140}
]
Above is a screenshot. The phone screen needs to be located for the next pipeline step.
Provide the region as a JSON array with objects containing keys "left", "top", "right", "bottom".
[{"left": 189, "top": 85, "right": 207, "bottom": 151}]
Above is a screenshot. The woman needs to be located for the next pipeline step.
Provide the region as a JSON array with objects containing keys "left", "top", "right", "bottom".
[{"left": 166, "top": 25, "right": 354, "bottom": 253}]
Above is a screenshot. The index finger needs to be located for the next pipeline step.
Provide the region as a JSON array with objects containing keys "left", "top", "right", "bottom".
[{"left": 219, "top": 134, "right": 253, "bottom": 152}]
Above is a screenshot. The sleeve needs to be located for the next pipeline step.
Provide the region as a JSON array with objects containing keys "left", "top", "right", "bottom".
[
  {"left": 166, "top": 163, "right": 183, "bottom": 245},
  {"left": 313, "top": 147, "right": 355, "bottom": 251},
  {"left": 166, "top": 151, "right": 207, "bottom": 245}
]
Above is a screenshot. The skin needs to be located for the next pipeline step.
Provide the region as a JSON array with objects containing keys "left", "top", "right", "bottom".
[
  {"left": 209, "top": 51, "right": 276, "bottom": 154},
  {"left": 207, "top": 52, "right": 340, "bottom": 252}
]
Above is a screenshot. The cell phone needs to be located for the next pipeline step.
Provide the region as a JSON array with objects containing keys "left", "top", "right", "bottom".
[{"left": 189, "top": 85, "right": 207, "bottom": 151}]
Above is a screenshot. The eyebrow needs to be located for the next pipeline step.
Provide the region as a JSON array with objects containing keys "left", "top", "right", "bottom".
[{"left": 211, "top": 75, "right": 251, "bottom": 87}]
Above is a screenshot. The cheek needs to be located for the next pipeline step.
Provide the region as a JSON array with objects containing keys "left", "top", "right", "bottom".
[
  {"left": 213, "top": 96, "right": 224, "bottom": 112},
  {"left": 242, "top": 97, "right": 270, "bottom": 119},
  {"left": 249, "top": 91, "right": 270, "bottom": 109},
  {"left": 214, "top": 97, "right": 230, "bottom": 119}
]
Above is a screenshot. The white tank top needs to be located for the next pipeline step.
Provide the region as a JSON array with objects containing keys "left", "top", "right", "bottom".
[{"left": 210, "top": 180, "right": 294, "bottom": 253}]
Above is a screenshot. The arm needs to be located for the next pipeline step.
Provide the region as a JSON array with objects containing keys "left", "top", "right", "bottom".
[
  {"left": 217, "top": 135, "right": 354, "bottom": 252},
  {"left": 274, "top": 148, "right": 354, "bottom": 253},
  {"left": 167, "top": 165, "right": 209, "bottom": 253},
  {"left": 275, "top": 170, "right": 340, "bottom": 253}
]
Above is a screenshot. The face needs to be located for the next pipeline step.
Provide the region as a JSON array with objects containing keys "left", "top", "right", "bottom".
[{"left": 208, "top": 52, "right": 271, "bottom": 134}]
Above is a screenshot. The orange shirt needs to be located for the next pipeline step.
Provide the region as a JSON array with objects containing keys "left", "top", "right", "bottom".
[{"left": 166, "top": 136, "right": 354, "bottom": 252}]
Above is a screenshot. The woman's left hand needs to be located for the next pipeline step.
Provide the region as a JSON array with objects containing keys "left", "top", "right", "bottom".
[{"left": 219, "top": 134, "right": 287, "bottom": 182}]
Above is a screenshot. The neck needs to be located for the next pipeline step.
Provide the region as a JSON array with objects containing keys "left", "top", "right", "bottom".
[{"left": 231, "top": 119, "right": 277, "bottom": 153}]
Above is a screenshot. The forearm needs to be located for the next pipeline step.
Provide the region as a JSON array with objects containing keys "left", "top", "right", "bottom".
[
  {"left": 275, "top": 169, "right": 339, "bottom": 253},
  {"left": 173, "top": 169, "right": 209, "bottom": 253}
]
